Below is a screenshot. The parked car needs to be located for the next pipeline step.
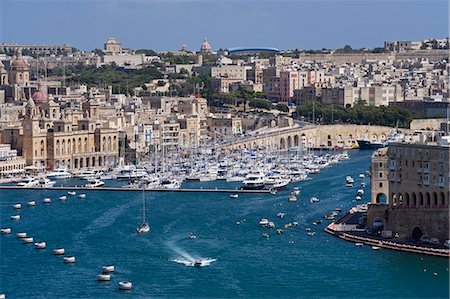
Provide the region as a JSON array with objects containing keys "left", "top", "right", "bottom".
[{"left": 420, "top": 235, "right": 440, "bottom": 245}]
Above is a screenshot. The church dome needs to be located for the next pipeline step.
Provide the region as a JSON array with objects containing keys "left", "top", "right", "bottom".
[
  {"left": 10, "top": 49, "right": 29, "bottom": 71},
  {"left": 200, "top": 38, "right": 212, "bottom": 53},
  {"left": 32, "top": 91, "right": 48, "bottom": 103}
]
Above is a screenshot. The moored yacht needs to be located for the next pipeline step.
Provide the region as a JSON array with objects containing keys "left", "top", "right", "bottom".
[
  {"left": 46, "top": 168, "right": 72, "bottom": 179},
  {"left": 241, "top": 171, "right": 266, "bottom": 190},
  {"left": 84, "top": 179, "right": 105, "bottom": 188}
]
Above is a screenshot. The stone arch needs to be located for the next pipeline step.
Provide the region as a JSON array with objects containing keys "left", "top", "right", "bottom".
[
  {"left": 432, "top": 192, "right": 438, "bottom": 207},
  {"left": 56, "top": 140, "right": 60, "bottom": 156},
  {"left": 419, "top": 192, "right": 424, "bottom": 207},
  {"left": 280, "top": 138, "right": 286, "bottom": 149},
  {"left": 391, "top": 193, "right": 397, "bottom": 206},
  {"left": 411, "top": 192, "right": 417, "bottom": 207},
  {"left": 84, "top": 137, "right": 88, "bottom": 152},
  {"left": 287, "top": 136, "right": 292, "bottom": 148},
  {"left": 411, "top": 226, "right": 423, "bottom": 241},
  {"left": 78, "top": 137, "right": 82, "bottom": 153},
  {"left": 294, "top": 135, "right": 299, "bottom": 147},
  {"left": 61, "top": 139, "right": 65, "bottom": 155},
  {"left": 404, "top": 192, "right": 410, "bottom": 206},
  {"left": 67, "top": 139, "right": 71, "bottom": 154},
  {"left": 252, "top": 141, "right": 257, "bottom": 150},
  {"left": 376, "top": 193, "right": 387, "bottom": 204},
  {"left": 425, "top": 192, "right": 431, "bottom": 207},
  {"left": 397, "top": 192, "right": 404, "bottom": 206},
  {"left": 440, "top": 192, "right": 445, "bottom": 207}
]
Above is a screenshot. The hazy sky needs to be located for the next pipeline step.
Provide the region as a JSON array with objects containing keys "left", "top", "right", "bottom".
[{"left": 0, "top": 0, "right": 448, "bottom": 51}]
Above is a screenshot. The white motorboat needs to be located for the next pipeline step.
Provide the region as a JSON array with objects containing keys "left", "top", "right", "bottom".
[
  {"left": 136, "top": 190, "right": 151, "bottom": 234},
  {"left": 291, "top": 187, "right": 301, "bottom": 196},
  {"left": 159, "top": 179, "right": 181, "bottom": 189},
  {"left": 115, "top": 166, "right": 147, "bottom": 179},
  {"left": 22, "top": 237, "right": 34, "bottom": 243},
  {"left": 59, "top": 195, "right": 67, "bottom": 201},
  {"left": 35, "top": 177, "right": 57, "bottom": 188},
  {"left": 78, "top": 194, "right": 86, "bottom": 199},
  {"left": 0, "top": 228, "right": 12, "bottom": 234},
  {"left": 10, "top": 215, "right": 20, "bottom": 221},
  {"left": 102, "top": 265, "right": 115, "bottom": 273},
  {"left": 357, "top": 189, "right": 364, "bottom": 195},
  {"left": 355, "top": 196, "right": 362, "bottom": 201},
  {"left": 17, "top": 177, "right": 40, "bottom": 188},
  {"left": 77, "top": 170, "right": 104, "bottom": 180},
  {"left": 310, "top": 197, "right": 320, "bottom": 204},
  {"left": 288, "top": 194, "right": 297, "bottom": 202},
  {"left": 264, "top": 173, "right": 290, "bottom": 190},
  {"left": 118, "top": 281, "right": 133, "bottom": 290},
  {"left": 16, "top": 232, "right": 27, "bottom": 238},
  {"left": 27, "top": 201, "right": 36, "bottom": 207},
  {"left": 98, "top": 274, "right": 111, "bottom": 281},
  {"left": 34, "top": 241, "right": 46, "bottom": 249},
  {"left": 68, "top": 191, "right": 76, "bottom": 196},
  {"left": 53, "top": 248, "right": 65, "bottom": 255},
  {"left": 259, "top": 218, "right": 269, "bottom": 227},
  {"left": 230, "top": 193, "right": 239, "bottom": 199},
  {"left": 84, "top": 179, "right": 105, "bottom": 188},
  {"left": 355, "top": 243, "right": 364, "bottom": 247},
  {"left": 13, "top": 203, "right": 22, "bottom": 209},
  {"left": 359, "top": 174, "right": 365, "bottom": 179},
  {"left": 372, "top": 246, "right": 381, "bottom": 250},
  {"left": 43, "top": 197, "right": 51, "bottom": 203},
  {"left": 242, "top": 171, "right": 266, "bottom": 190},
  {"left": 346, "top": 176, "right": 354, "bottom": 183},
  {"left": 47, "top": 168, "right": 72, "bottom": 179},
  {"left": 63, "top": 256, "right": 76, "bottom": 263},
  {"left": 277, "top": 212, "right": 285, "bottom": 219}
]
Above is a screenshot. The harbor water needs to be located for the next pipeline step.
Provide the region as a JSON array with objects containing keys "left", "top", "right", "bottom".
[{"left": 0, "top": 150, "right": 448, "bottom": 298}]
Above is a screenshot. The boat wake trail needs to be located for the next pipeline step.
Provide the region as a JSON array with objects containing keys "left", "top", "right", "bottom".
[
  {"left": 171, "top": 258, "right": 217, "bottom": 267},
  {"left": 166, "top": 240, "right": 216, "bottom": 267}
]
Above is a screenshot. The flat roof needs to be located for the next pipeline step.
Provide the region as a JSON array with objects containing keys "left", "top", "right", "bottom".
[{"left": 228, "top": 47, "right": 280, "bottom": 53}]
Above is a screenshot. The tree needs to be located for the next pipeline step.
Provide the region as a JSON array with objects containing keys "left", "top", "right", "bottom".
[{"left": 276, "top": 103, "right": 289, "bottom": 112}]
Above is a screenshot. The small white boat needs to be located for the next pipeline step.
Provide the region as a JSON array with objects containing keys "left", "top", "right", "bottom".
[
  {"left": 188, "top": 233, "right": 197, "bottom": 239},
  {"left": 309, "top": 197, "right": 319, "bottom": 204},
  {"left": 359, "top": 174, "right": 365, "bottom": 179},
  {"left": 16, "top": 232, "right": 27, "bottom": 238},
  {"left": 102, "top": 265, "right": 115, "bottom": 273},
  {"left": 270, "top": 189, "right": 278, "bottom": 195},
  {"left": 98, "top": 274, "right": 111, "bottom": 281},
  {"left": 43, "top": 197, "right": 51, "bottom": 203},
  {"left": 355, "top": 196, "right": 362, "bottom": 201},
  {"left": 13, "top": 203, "right": 22, "bottom": 209},
  {"left": 288, "top": 194, "right": 297, "bottom": 202},
  {"left": 63, "top": 256, "right": 76, "bottom": 263},
  {"left": 136, "top": 223, "right": 150, "bottom": 234},
  {"left": 346, "top": 176, "right": 354, "bottom": 183},
  {"left": 355, "top": 243, "right": 364, "bottom": 247},
  {"left": 34, "top": 241, "right": 46, "bottom": 249},
  {"left": 10, "top": 215, "right": 20, "bottom": 221},
  {"left": 307, "top": 232, "right": 316, "bottom": 236},
  {"left": 268, "top": 221, "right": 275, "bottom": 229},
  {"left": 0, "top": 228, "right": 12, "bottom": 234},
  {"left": 53, "top": 248, "right": 65, "bottom": 255},
  {"left": 27, "top": 201, "right": 36, "bottom": 207},
  {"left": 68, "top": 191, "right": 76, "bottom": 196},
  {"left": 259, "top": 218, "right": 269, "bottom": 227},
  {"left": 372, "top": 246, "right": 381, "bottom": 250},
  {"left": 47, "top": 168, "right": 72, "bottom": 179},
  {"left": 22, "top": 237, "right": 34, "bottom": 244},
  {"left": 59, "top": 195, "right": 67, "bottom": 201},
  {"left": 357, "top": 189, "right": 364, "bottom": 195},
  {"left": 277, "top": 212, "right": 285, "bottom": 219},
  {"left": 84, "top": 179, "right": 105, "bottom": 188},
  {"left": 0, "top": 293, "right": 5, "bottom": 299},
  {"left": 360, "top": 182, "right": 366, "bottom": 188},
  {"left": 118, "top": 281, "right": 133, "bottom": 290},
  {"left": 291, "top": 187, "right": 301, "bottom": 196},
  {"left": 78, "top": 194, "right": 86, "bottom": 199},
  {"left": 230, "top": 193, "right": 239, "bottom": 199}
]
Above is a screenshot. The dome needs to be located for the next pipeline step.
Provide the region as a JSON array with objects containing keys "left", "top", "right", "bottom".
[
  {"left": 200, "top": 38, "right": 212, "bottom": 53},
  {"left": 32, "top": 91, "right": 48, "bottom": 103},
  {"left": 10, "top": 49, "right": 29, "bottom": 71}
]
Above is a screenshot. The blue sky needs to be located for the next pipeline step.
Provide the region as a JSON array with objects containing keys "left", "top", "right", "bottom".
[{"left": 0, "top": 0, "right": 448, "bottom": 51}]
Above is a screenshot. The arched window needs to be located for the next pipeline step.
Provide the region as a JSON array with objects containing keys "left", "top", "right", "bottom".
[
  {"left": 78, "top": 138, "right": 82, "bottom": 153},
  {"left": 61, "top": 139, "right": 65, "bottom": 155},
  {"left": 56, "top": 140, "right": 60, "bottom": 156},
  {"left": 40, "top": 140, "right": 44, "bottom": 156},
  {"left": 84, "top": 137, "right": 88, "bottom": 153}
]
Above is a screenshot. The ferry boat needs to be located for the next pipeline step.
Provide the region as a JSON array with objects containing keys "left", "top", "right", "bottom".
[{"left": 46, "top": 168, "right": 72, "bottom": 179}]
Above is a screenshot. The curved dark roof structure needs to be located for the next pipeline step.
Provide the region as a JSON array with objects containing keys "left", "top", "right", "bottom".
[{"left": 228, "top": 47, "right": 280, "bottom": 54}]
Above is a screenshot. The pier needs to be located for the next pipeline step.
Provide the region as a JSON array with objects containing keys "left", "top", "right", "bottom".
[{"left": 0, "top": 185, "right": 272, "bottom": 194}]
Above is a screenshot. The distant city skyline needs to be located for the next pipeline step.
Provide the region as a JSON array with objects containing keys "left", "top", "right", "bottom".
[{"left": 0, "top": 0, "right": 448, "bottom": 52}]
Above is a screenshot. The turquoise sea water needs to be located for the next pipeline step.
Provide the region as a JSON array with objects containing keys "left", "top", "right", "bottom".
[{"left": 0, "top": 150, "right": 448, "bottom": 298}]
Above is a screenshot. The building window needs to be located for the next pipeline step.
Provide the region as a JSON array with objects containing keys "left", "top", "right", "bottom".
[{"left": 379, "top": 182, "right": 383, "bottom": 188}]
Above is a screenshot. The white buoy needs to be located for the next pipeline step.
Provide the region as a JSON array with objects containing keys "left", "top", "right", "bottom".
[
  {"left": 27, "top": 201, "right": 36, "bottom": 207},
  {"left": 0, "top": 293, "right": 5, "bottom": 299},
  {"left": 16, "top": 232, "right": 27, "bottom": 238},
  {"left": 13, "top": 203, "right": 21, "bottom": 209},
  {"left": 10, "top": 215, "right": 20, "bottom": 221},
  {"left": 34, "top": 242, "right": 46, "bottom": 249},
  {"left": 102, "top": 265, "right": 115, "bottom": 273},
  {"left": 78, "top": 194, "right": 86, "bottom": 199},
  {"left": 0, "top": 228, "right": 12, "bottom": 234},
  {"left": 98, "top": 274, "right": 111, "bottom": 281},
  {"left": 22, "top": 237, "right": 34, "bottom": 244},
  {"left": 59, "top": 195, "right": 67, "bottom": 201},
  {"left": 118, "top": 281, "right": 133, "bottom": 290},
  {"left": 63, "top": 256, "right": 76, "bottom": 263},
  {"left": 43, "top": 198, "right": 51, "bottom": 204},
  {"left": 53, "top": 248, "right": 65, "bottom": 255}
]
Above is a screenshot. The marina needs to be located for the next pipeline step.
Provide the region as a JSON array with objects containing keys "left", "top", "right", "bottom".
[{"left": 0, "top": 150, "right": 448, "bottom": 298}]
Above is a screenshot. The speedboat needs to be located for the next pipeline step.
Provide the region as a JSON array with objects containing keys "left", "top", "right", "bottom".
[
  {"left": 47, "top": 168, "right": 72, "bottom": 179},
  {"left": 77, "top": 170, "right": 104, "bottom": 180},
  {"left": 230, "top": 193, "right": 239, "bottom": 199},
  {"left": 277, "top": 212, "right": 285, "bottom": 218},
  {"left": 43, "top": 197, "right": 51, "bottom": 203},
  {"left": 310, "top": 197, "right": 319, "bottom": 204},
  {"left": 118, "top": 281, "right": 133, "bottom": 290},
  {"left": 68, "top": 191, "right": 76, "bottom": 196},
  {"left": 34, "top": 241, "right": 46, "bottom": 249},
  {"left": 288, "top": 194, "right": 297, "bottom": 202},
  {"left": 259, "top": 218, "right": 269, "bottom": 227},
  {"left": 102, "top": 265, "right": 115, "bottom": 273},
  {"left": 10, "top": 215, "right": 20, "bottom": 221},
  {"left": 84, "top": 179, "right": 105, "bottom": 188},
  {"left": 63, "top": 256, "right": 76, "bottom": 263},
  {"left": 355, "top": 243, "right": 364, "bottom": 247},
  {"left": 291, "top": 187, "right": 301, "bottom": 196},
  {"left": 13, "top": 203, "right": 22, "bottom": 209},
  {"left": 159, "top": 179, "right": 181, "bottom": 189},
  {"left": 59, "top": 195, "right": 67, "bottom": 201},
  {"left": 27, "top": 201, "right": 36, "bottom": 207},
  {"left": 78, "top": 194, "right": 86, "bottom": 199},
  {"left": 98, "top": 274, "right": 111, "bottom": 281},
  {"left": 346, "top": 176, "right": 354, "bottom": 183},
  {"left": 17, "top": 176, "right": 40, "bottom": 187},
  {"left": 53, "top": 248, "right": 65, "bottom": 255},
  {"left": 0, "top": 228, "right": 12, "bottom": 234}
]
